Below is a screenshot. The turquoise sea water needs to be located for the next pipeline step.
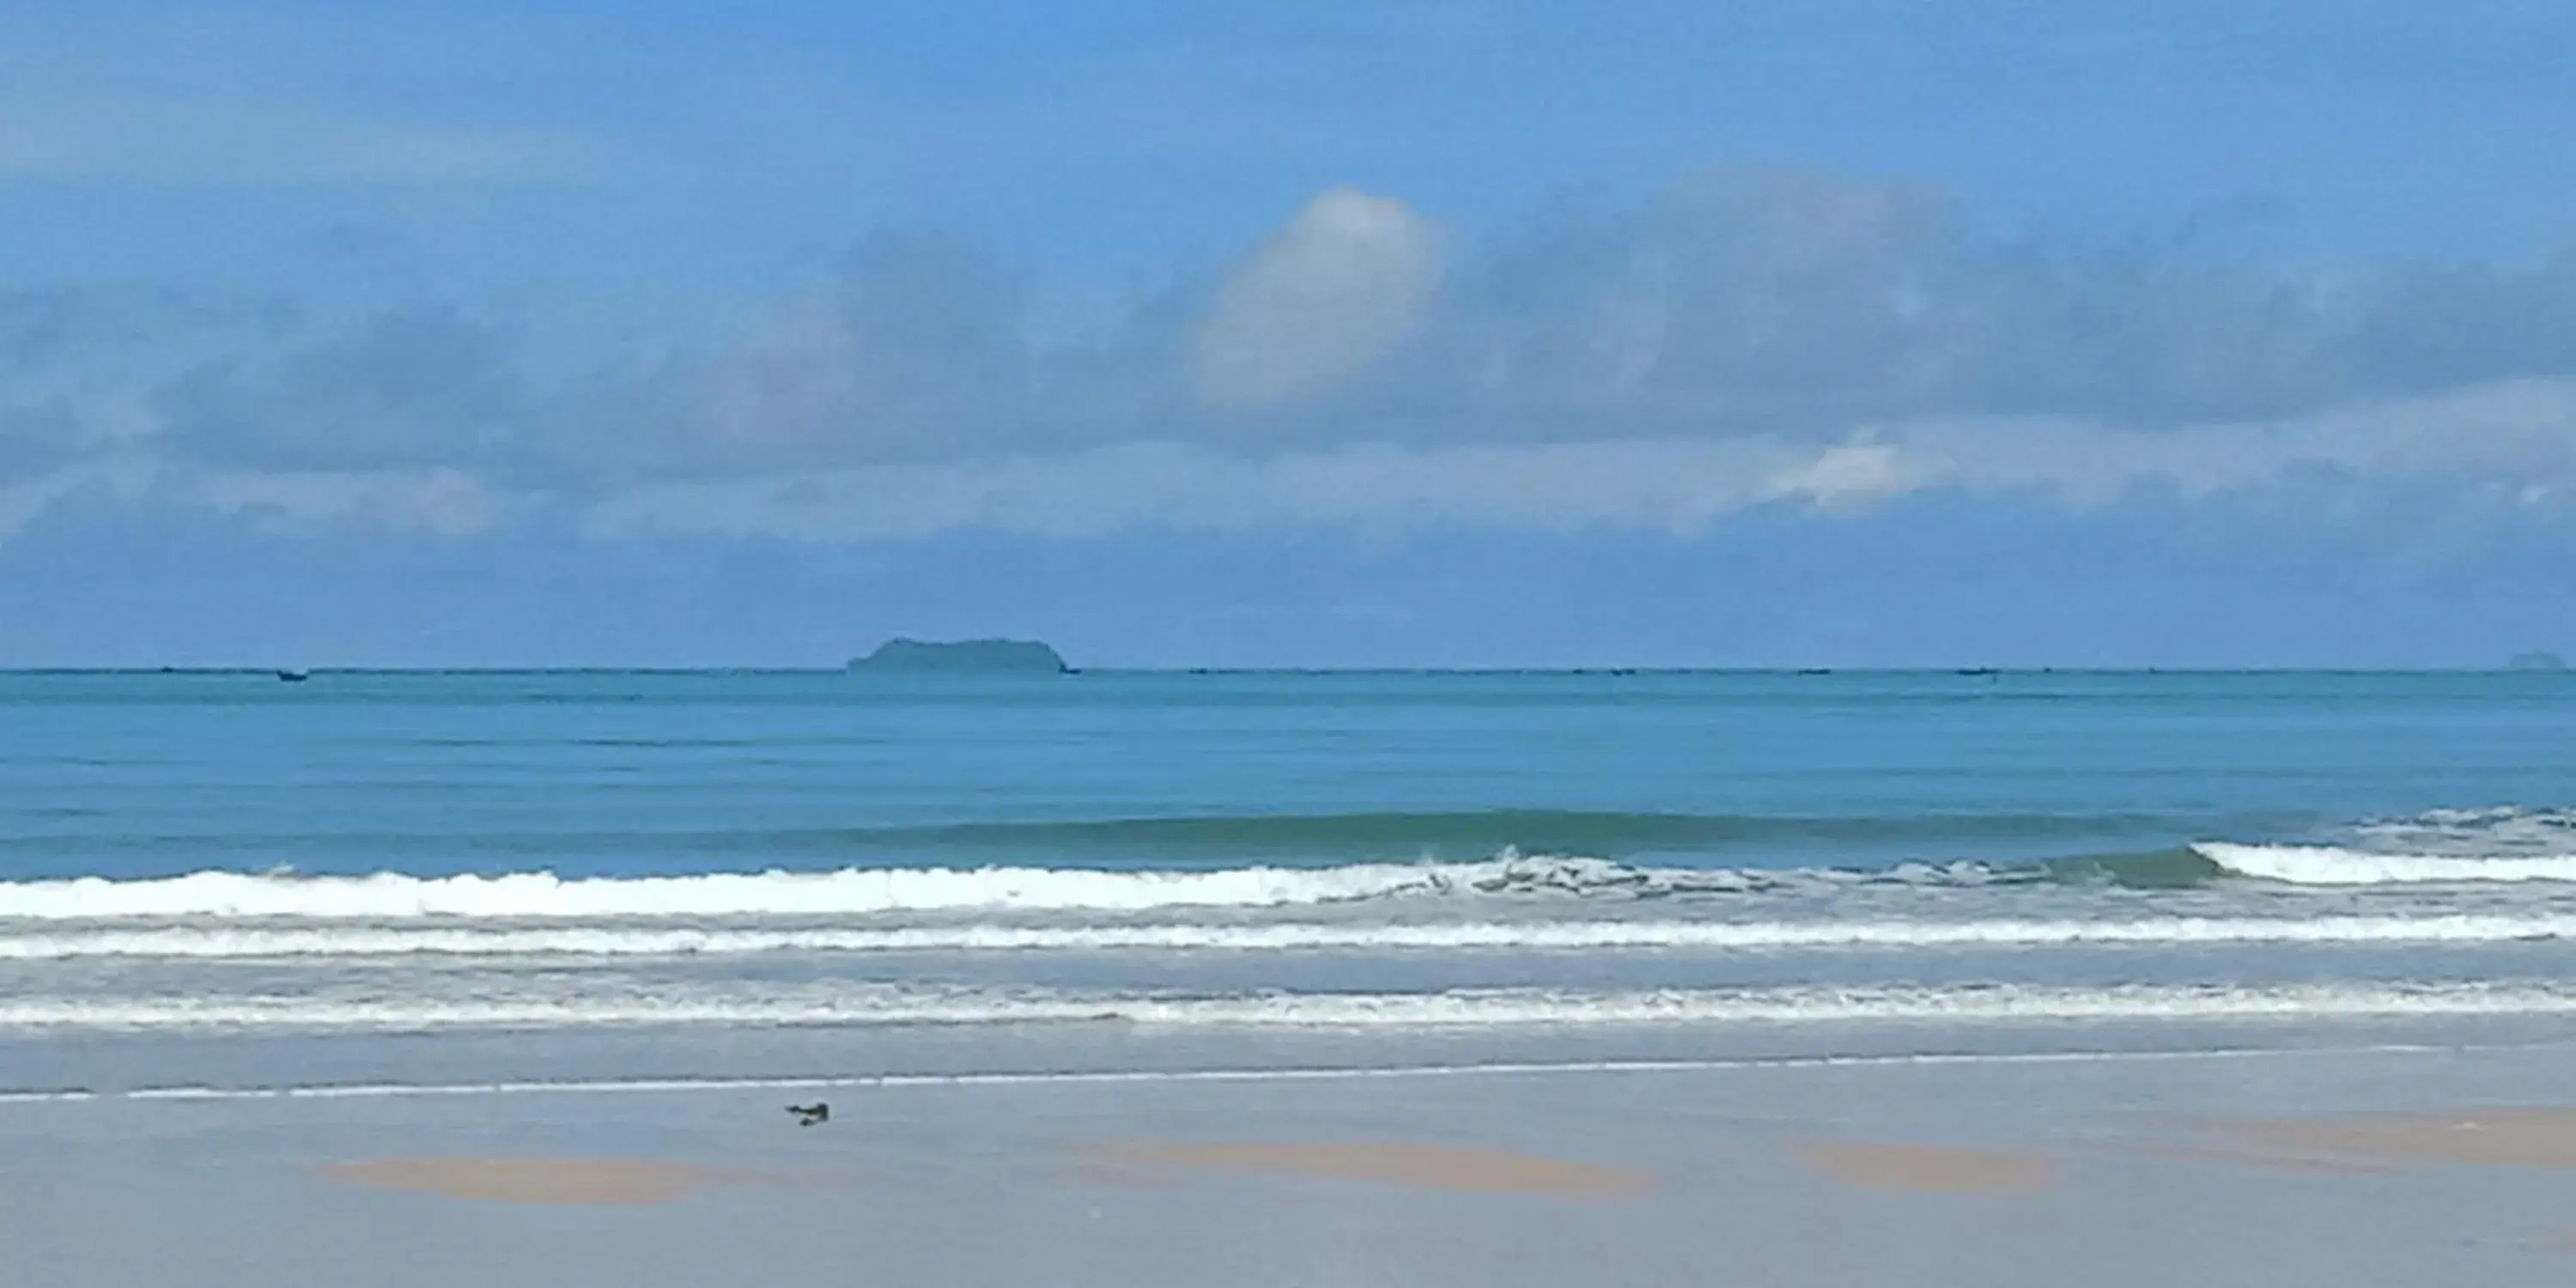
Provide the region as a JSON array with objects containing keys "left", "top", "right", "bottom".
[
  {"left": 13, "top": 669, "right": 2576, "bottom": 878},
  {"left": 7, "top": 669, "right": 2576, "bottom": 1091}
]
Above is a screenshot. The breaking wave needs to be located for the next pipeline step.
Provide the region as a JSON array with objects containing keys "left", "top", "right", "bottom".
[
  {"left": 11, "top": 805, "right": 2576, "bottom": 926},
  {"left": 0, "top": 854, "right": 2003, "bottom": 921},
  {"left": 11, "top": 912, "right": 2576, "bottom": 959},
  {"left": 2185, "top": 808, "right": 2576, "bottom": 885},
  {"left": 2195, "top": 843, "right": 2576, "bottom": 885}
]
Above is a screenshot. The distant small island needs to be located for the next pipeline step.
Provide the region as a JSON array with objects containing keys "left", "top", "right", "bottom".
[
  {"left": 2507, "top": 651, "right": 2569, "bottom": 672},
  {"left": 847, "top": 638, "right": 1071, "bottom": 674}
]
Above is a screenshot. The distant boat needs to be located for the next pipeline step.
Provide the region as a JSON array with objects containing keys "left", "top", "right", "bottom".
[{"left": 276, "top": 669, "right": 310, "bottom": 683}]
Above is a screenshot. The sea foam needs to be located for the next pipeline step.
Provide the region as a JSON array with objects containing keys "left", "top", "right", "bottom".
[
  {"left": 2194, "top": 842, "right": 2576, "bottom": 885},
  {"left": 7, "top": 912, "right": 2576, "bottom": 959},
  {"left": 0, "top": 857, "right": 1616, "bottom": 920},
  {"left": 0, "top": 854, "right": 1962, "bottom": 921}
]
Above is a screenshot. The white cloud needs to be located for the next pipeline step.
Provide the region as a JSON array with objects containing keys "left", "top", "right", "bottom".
[
  {"left": 1191, "top": 187, "right": 1440, "bottom": 410},
  {"left": 9, "top": 171, "right": 2576, "bottom": 550},
  {"left": 1890, "top": 379, "right": 2576, "bottom": 507},
  {"left": 584, "top": 378, "right": 2576, "bottom": 543},
  {"left": 588, "top": 440, "right": 1764, "bottom": 542},
  {"left": 1764, "top": 441, "right": 1911, "bottom": 507},
  {"left": 9, "top": 377, "right": 2571, "bottom": 550}
]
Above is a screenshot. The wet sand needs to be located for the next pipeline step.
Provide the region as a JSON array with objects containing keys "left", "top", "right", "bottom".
[
  {"left": 2201, "top": 1108, "right": 2576, "bottom": 1172},
  {"left": 1082, "top": 1139, "right": 1649, "bottom": 1194},
  {"left": 1789, "top": 1139, "right": 2056, "bottom": 1192},
  {"left": 16, "top": 1039, "right": 2576, "bottom": 1286},
  {"left": 315, "top": 1157, "right": 741, "bottom": 1206}
]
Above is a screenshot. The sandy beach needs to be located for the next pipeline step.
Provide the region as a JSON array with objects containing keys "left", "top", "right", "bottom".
[
  {"left": 314, "top": 1157, "right": 756, "bottom": 1206},
  {"left": 13, "top": 1036, "right": 2576, "bottom": 1286}
]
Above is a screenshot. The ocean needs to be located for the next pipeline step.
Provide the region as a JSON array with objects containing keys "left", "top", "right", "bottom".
[{"left": 8, "top": 667, "right": 2576, "bottom": 1096}]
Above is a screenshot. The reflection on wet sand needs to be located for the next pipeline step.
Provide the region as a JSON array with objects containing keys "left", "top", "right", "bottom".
[
  {"left": 1790, "top": 1140, "right": 2056, "bottom": 1193},
  {"left": 316, "top": 1157, "right": 738, "bottom": 1206},
  {"left": 2208, "top": 1108, "right": 2576, "bottom": 1171},
  {"left": 1080, "top": 1140, "right": 1650, "bottom": 1196}
]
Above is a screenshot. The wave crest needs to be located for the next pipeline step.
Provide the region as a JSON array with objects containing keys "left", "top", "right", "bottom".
[
  {"left": 2195, "top": 842, "right": 2576, "bottom": 885},
  {"left": 8, "top": 910, "right": 2576, "bottom": 959},
  {"left": 0, "top": 853, "right": 1939, "bottom": 921}
]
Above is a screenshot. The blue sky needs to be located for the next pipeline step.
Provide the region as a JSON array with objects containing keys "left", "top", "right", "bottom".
[{"left": 5, "top": 1, "right": 2576, "bottom": 665}]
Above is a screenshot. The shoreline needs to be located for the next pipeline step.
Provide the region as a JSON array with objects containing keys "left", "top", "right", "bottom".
[{"left": 3, "top": 1035, "right": 2560, "bottom": 1107}]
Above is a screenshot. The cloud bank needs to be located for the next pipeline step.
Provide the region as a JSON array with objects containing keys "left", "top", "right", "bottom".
[{"left": 7, "top": 170, "right": 2576, "bottom": 546}]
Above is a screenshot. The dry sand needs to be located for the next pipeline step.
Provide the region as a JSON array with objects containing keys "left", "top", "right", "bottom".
[
  {"left": 315, "top": 1157, "right": 744, "bottom": 1206},
  {"left": 1081, "top": 1140, "right": 1650, "bottom": 1196},
  {"left": 1789, "top": 1140, "right": 2057, "bottom": 1193}
]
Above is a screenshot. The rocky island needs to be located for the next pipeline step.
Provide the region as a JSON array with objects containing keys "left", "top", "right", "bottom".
[{"left": 847, "top": 638, "right": 1072, "bottom": 674}]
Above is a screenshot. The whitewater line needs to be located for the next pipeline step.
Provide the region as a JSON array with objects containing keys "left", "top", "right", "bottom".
[
  {"left": 0, "top": 856, "right": 1744, "bottom": 920},
  {"left": 9, "top": 981, "right": 2576, "bottom": 1033},
  {"left": 11, "top": 912, "right": 2576, "bottom": 958},
  {"left": 2195, "top": 843, "right": 2576, "bottom": 885}
]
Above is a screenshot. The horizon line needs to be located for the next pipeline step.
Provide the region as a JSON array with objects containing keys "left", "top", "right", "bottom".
[{"left": 2, "top": 665, "right": 2568, "bottom": 677}]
